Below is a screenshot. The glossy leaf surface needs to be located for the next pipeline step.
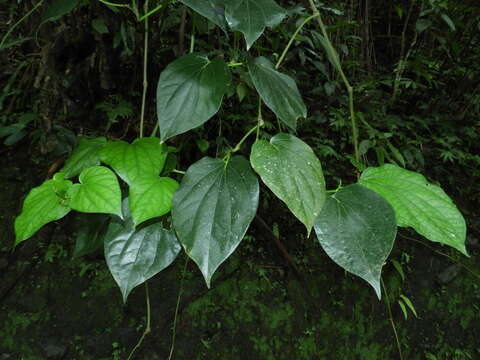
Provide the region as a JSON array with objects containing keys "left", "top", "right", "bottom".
[
  {"left": 15, "top": 173, "right": 72, "bottom": 244},
  {"left": 179, "top": 0, "right": 227, "bottom": 31},
  {"left": 156, "top": 53, "right": 230, "bottom": 141},
  {"left": 250, "top": 133, "right": 325, "bottom": 233},
  {"left": 359, "top": 164, "right": 467, "bottom": 255},
  {"left": 104, "top": 202, "right": 181, "bottom": 302},
  {"left": 100, "top": 137, "right": 167, "bottom": 185},
  {"left": 61, "top": 136, "right": 106, "bottom": 178},
  {"left": 172, "top": 156, "right": 259, "bottom": 287},
  {"left": 248, "top": 57, "right": 306, "bottom": 130},
  {"left": 314, "top": 184, "right": 397, "bottom": 298},
  {"left": 67, "top": 166, "right": 122, "bottom": 217},
  {"left": 129, "top": 176, "right": 179, "bottom": 226},
  {"left": 224, "top": 0, "right": 285, "bottom": 49}
]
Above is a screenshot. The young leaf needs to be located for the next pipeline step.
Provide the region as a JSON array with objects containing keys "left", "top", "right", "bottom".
[
  {"left": 129, "top": 176, "right": 179, "bottom": 226},
  {"left": 224, "top": 0, "right": 285, "bottom": 49},
  {"left": 179, "top": 0, "right": 227, "bottom": 31},
  {"left": 172, "top": 156, "right": 259, "bottom": 287},
  {"left": 61, "top": 137, "right": 107, "bottom": 178},
  {"left": 314, "top": 184, "right": 397, "bottom": 299},
  {"left": 248, "top": 57, "right": 307, "bottom": 130},
  {"left": 104, "top": 203, "right": 181, "bottom": 302},
  {"left": 100, "top": 137, "right": 167, "bottom": 185},
  {"left": 250, "top": 133, "right": 325, "bottom": 234},
  {"left": 156, "top": 53, "right": 230, "bottom": 142},
  {"left": 67, "top": 166, "right": 122, "bottom": 217},
  {"left": 359, "top": 164, "right": 467, "bottom": 255},
  {"left": 15, "top": 173, "right": 72, "bottom": 244}
]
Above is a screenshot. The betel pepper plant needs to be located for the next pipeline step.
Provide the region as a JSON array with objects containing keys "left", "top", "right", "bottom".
[{"left": 14, "top": 0, "right": 468, "bottom": 306}]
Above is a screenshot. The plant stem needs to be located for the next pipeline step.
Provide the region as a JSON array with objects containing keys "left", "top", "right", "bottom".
[
  {"left": 139, "top": 0, "right": 149, "bottom": 138},
  {"left": 231, "top": 125, "right": 259, "bottom": 153},
  {"left": 276, "top": 13, "right": 319, "bottom": 69},
  {"left": 139, "top": 0, "right": 171, "bottom": 21},
  {"left": 306, "top": 0, "right": 360, "bottom": 163},
  {"left": 127, "top": 282, "right": 151, "bottom": 360},
  {"left": 0, "top": 0, "right": 44, "bottom": 50},
  {"left": 98, "top": 0, "right": 130, "bottom": 8},
  {"left": 172, "top": 169, "right": 186, "bottom": 175},
  {"left": 381, "top": 278, "right": 404, "bottom": 360},
  {"left": 167, "top": 257, "right": 189, "bottom": 360}
]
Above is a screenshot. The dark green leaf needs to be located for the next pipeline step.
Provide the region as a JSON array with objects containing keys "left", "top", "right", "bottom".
[
  {"left": 224, "top": 0, "right": 285, "bottom": 49},
  {"left": 179, "top": 0, "right": 227, "bottom": 31},
  {"left": 42, "top": 0, "right": 79, "bottom": 23},
  {"left": 100, "top": 137, "right": 167, "bottom": 185},
  {"left": 129, "top": 176, "right": 179, "bottom": 226},
  {"left": 314, "top": 184, "right": 397, "bottom": 298},
  {"left": 104, "top": 201, "right": 181, "bottom": 302},
  {"left": 15, "top": 173, "right": 72, "bottom": 244},
  {"left": 73, "top": 213, "right": 110, "bottom": 258},
  {"left": 250, "top": 134, "right": 325, "bottom": 233},
  {"left": 248, "top": 57, "right": 307, "bottom": 130},
  {"left": 359, "top": 164, "right": 467, "bottom": 255},
  {"left": 156, "top": 53, "right": 230, "bottom": 141},
  {"left": 61, "top": 137, "right": 107, "bottom": 178},
  {"left": 172, "top": 156, "right": 259, "bottom": 286},
  {"left": 67, "top": 166, "right": 122, "bottom": 217}
]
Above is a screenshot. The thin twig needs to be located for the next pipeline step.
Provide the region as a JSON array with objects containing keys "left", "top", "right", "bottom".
[
  {"left": 139, "top": 0, "right": 149, "bottom": 137},
  {"left": 127, "top": 282, "right": 151, "bottom": 360},
  {"left": 381, "top": 278, "right": 404, "bottom": 360}
]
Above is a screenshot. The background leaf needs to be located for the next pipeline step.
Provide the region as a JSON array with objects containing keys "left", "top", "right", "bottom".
[
  {"left": 248, "top": 57, "right": 307, "bottom": 130},
  {"left": 172, "top": 156, "right": 259, "bottom": 287},
  {"left": 129, "top": 176, "right": 179, "bottom": 226},
  {"left": 61, "top": 137, "right": 106, "bottom": 178},
  {"left": 100, "top": 137, "right": 167, "bottom": 185},
  {"left": 104, "top": 202, "right": 181, "bottom": 302},
  {"left": 14, "top": 174, "right": 72, "bottom": 244},
  {"left": 42, "top": 0, "right": 79, "bottom": 23},
  {"left": 67, "top": 166, "right": 122, "bottom": 217},
  {"left": 314, "top": 184, "right": 397, "bottom": 298},
  {"left": 224, "top": 0, "right": 285, "bottom": 49},
  {"left": 359, "top": 164, "right": 467, "bottom": 255},
  {"left": 156, "top": 53, "right": 230, "bottom": 141},
  {"left": 73, "top": 213, "right": 109, "bottom": 258},
  {"left": 250, "top": 133, "right": 325, "bottom": 233}
]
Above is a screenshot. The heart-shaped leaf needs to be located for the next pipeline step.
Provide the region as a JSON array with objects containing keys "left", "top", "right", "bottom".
[
  {"left": 100, "top": 137, "right": 167, "bottom": 185},
  {"left": 15, "top": 173, "right": 72, "bottom": 244},
  {"left": 172, "top": 156, "right": 259, "bottom": 287},
  {"left": 250, "top": 133, "right": 325, "bottom": 234},
  {"left": 224, "top": 0, "right": 285, "bottom": 49},
  {"left": 104, "top": 201, "right": 181, "bottom": 302},
  {"left": 359, "top": 164, "right": 467, "bottom": 255},
  {"left": 67, "top": 166, "right": 122, "bottom": 217},
  {"left": 156, "top": 53, "right": 230, "bottom": 142},
  {"left": 61, "top": 136, "right": 107, "bottom": 178},
  {"left": 248, "top": 57, "right": 307, "bottom": 130},
  {"left": 179, "top": 0, "right": 227, "bottom": 31},
  {"left": 314, "top": 184, "right": 397, "bottom": 298},
  {"left": 129, "top": 176, "right": 179, "bottom": 226}
]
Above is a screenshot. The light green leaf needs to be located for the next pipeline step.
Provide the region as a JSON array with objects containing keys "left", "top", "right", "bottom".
[
  {"left": 100, "top": 137, "right": 167, "bottom": 185},
  {"left": 314, "top": 184, "right": 397, "bottom": 298},
  {"left": 224, "top": 0, "right": 285, "bottom": 49},
  {"left": 61, "top": 137, "right": 107, "bottom": 178},
  {"left": 359, "top": 164, "right": 467, "bottom": 255},
  {"left": 156, "top": 53, "right": 230, "bottom": 142},
  {"left": 248, "top": 57, "right": 307, "bottom": 130},
  {"left": 172, "top": 156, "right": 259, "bottom": 287},
  {"left": 15, "top": 173, "right": 72, "bottom": 244},
  {"left": 129, "top": 176, "right": 179, "bottom": 226},
  {"left": 67, "top": 166, "right": 122, "bottom": 217},
  {"left": 250, "top": 133, "right": 325, "bottom": 233},
  {"left": 179, "top": 0, "right": 227, "bottom": 31},
  {"left": 104, "top": 201, "right": 181, "bottom": 302}
]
